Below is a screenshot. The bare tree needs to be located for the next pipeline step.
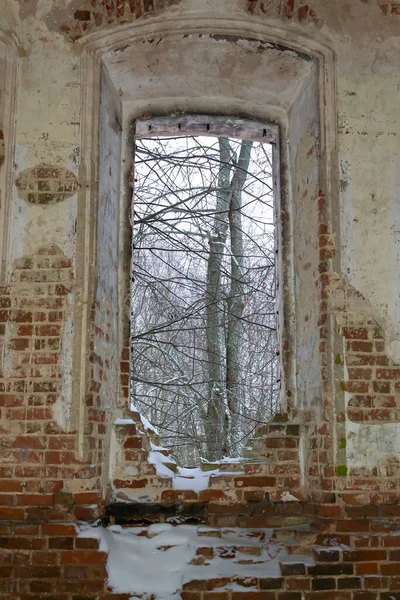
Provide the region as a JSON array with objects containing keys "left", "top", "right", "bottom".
[
  {"left": 204, "top": 137, "right": 231, "bottom": 459},
  {"left": 131, "top": 134, "right": 278, "bottom": 465}
]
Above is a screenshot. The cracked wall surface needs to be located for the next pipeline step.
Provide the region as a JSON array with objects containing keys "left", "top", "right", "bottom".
[{"left": 1, "top": 0, "right": 400, "bottom": 598}]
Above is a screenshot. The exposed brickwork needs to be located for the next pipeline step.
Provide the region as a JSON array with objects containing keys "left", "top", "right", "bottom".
[
  {"left": 52, "top": 0, "right": 183, "bottom": 41},
  {"left": 246, "top": 0, "right": 321, "bottom": 25},
  {"left": 83, "top": 303, "right": 113, "bottom": 479},
  {"left": 344, "top": 323, "right": 400, "bottom": 425},
  {"left": 46, "top": 0, "right": 329, "bottom": 41},
  {"left": 0, "top": 246, "right": 103, "bottom": 495},
  {"left": 3, "top": 505, "right": 400, "bottom": 598},
  {"left": 3, "top": 4, "right": 400, "bottom": 598},
  {"left": 15, "top": 165, "right": 79, "bottom": 205},
  {"left": 120, "top": 345, "right": 130, "bottom": 402},
  {"left": 249, "top": 0, "right": 400, "bottom": 21},
  {"left": 328, "top": 275, "right": 400, "bottom": 429},
  {"left": 299, "top": 193, "right": 336, "bottom": 496},
  {"left": 110, "top": 413, "right": 302, "bottom": 504},
  {"left": 3, "top": 236, "right": 400, "bottom": 596},
  {"left": 377, "top": 0, "right": 400, "bottom": 16},
  {"left": 246, "top": 0, "right": 281, "bottom": 16},
  {"left": 111, "top": 412, "right": 173, "bottom": 500},
  {"left": 0, "top": 496, "right": 107, "bottom": 599}
]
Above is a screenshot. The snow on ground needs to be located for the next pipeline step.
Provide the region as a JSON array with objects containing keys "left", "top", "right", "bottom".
[{"left": 78, "top": 523, "right": 314, "bottom": 600}]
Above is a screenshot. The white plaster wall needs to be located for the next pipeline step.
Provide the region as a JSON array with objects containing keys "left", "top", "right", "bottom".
[
  {"left": 337, "top": 40, "right": 400, "bottom": 361},
  {"left": 288, "top": 64, "right": 321, "bottom": 411},
  {"left": 2, "top": 0, "right": 400, "bottom": 474},
  {"left": 8, "top": 28, "right": 80, "bottom": 268},
  {"left": 95, "top": 65, "right": 123, "bottom": 409}
]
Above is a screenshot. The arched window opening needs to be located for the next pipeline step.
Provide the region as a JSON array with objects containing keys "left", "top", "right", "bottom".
[{"left": 130, "top": 116, "right": 280, "bottom": 466}]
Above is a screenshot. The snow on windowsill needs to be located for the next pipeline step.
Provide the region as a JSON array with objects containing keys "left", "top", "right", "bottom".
[
  {"left": 148, "top": 442, "right": 243, "bottom": 492},
  {"left": 115, "top": 406, "right": 159, "bottom": 435}
]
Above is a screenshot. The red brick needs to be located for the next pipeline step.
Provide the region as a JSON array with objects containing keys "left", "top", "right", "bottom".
[
  {"left": 31, "top": 552, "right": 59, "bottom": 565},
  {"left": 345, "top": 505, "right": 379, "bottom": 518},
  {"left": 36, "top": 325, "right": 61, "bottom": 336},
  {"left": 383, "top": 536, "right": 400, "bottom": 547},
  {"left": 75, "top": 538, "right": 100, "bottom": 550},
  {"left": 26, "top": 407, "right": 52, "bottom": 419},
  {"left": 53, "top": 492, "right": 73, "bottom": 506},
  {"left": 265, "top": 437, "right": 298, "bottom": 449},
  {"left": 355, "top": 563, "right": 379, "bottom": 575},
  {"left": 9, "top": 339, "right": 29, "bottom": 350},
  {"left": 199, "top": 490, "right": 228, "bottom": 502},
  {"left": 0, "top": 495, "right": 14, "bottom": 506},
  {"left": 48, "top": 537, "right": 74, "bottom": 550},
  {"left": 0, "top": 481, "right": 23, "bottom": 493},
  {"left": 0, "top": 566, "right": 12, "bottom": 578},
  {"left": 344, "top": 381, "right": 369, "bottom": 393},
  {"left": 73, "top": 506, "right": 101, "bottom": 521},
  {"left": 380, "top": 563, "right": 400, "bottom": 576},
  {"left": 12, "top": 436, "right": 46, "bottom": 449},
  {"left": 48, "top": 436, "right": 75, "bottom": 450},
  {"left": 0, "top": 395, "right": 25, "bottom": 407},
  {"left": 343, "top": 550, "right": 386, "bottom": 562},
  {"left": 318, "top": 504, "right": 342, "bottom": 518},
  {"left": 42, "top": 524, "right": 77, "bottom": 536},
  {"left": 122, "top": 436, "right": 141, "bottom": 449},
  {"left": 73, "top": 492, "right": 101, "bottom": 505},
  {"left": 161, "top": 490, "right": 198, "bottom": 501},
  {"left": 343, "top": 328, "right": 369, "bottom": 340},
  {"left": 113, "top": 479, "right": 148, "bottom": 490},
  {"left": 377, "top": 368, "right": 400, "bottom": 380},
  {"left": 45, "top": 451, "right": 77, "bottom": 464},
  {"left": 347, "top": 368, "right": 372, "bottom": 380},
  {"left": 60, "top": 550, "right": 106, "bottom": 565},
  {"left": 14, "top": 524, "right": 39, "bottom": 535},
  {"left": 232, "top": 594, "right": 276, "bottom": 600},
  {"left": 0, "top": 508, "right": 25, "bottom": 520},
  {"left": 0, "top": 537, "right": 46, "bottom": 550},
  {"left": 234, "top": 476, "right": 277, "bottom": 488}
]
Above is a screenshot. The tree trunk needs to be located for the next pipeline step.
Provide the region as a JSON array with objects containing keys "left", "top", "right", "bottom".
[
  {"left": 205, "top": 137, "right": 232, "bottom": 460},
  {"left": 226, "top": 140, "right": 253, "bottom": 454}
]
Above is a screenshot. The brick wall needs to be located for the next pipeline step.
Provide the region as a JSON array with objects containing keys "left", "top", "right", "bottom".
[
  {"left": 52, "top": 0, "right": 183, "bottom": 41},
  {"left": 3, "top": 210, "right": 400, "bottom": 598},
  {"left": 4, "top": 497, "right": 400, "bottom": 598},
  {"left": 2, "top": 2, "right": 400, "bottom": 596},
  {"left": 45, "top": 0, "right": 328, "bottom": 41},
  {"left": 0, "top": 245, "right": 102, "bottom": 501}
]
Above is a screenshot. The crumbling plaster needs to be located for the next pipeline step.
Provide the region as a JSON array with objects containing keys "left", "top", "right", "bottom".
[{"left": 0, "top": 0, "right": 400, "bottom": 479}]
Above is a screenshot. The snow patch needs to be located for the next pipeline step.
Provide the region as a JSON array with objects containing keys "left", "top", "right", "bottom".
[
  {"left": 131, "top": 403, "right": 159, "bottom": 435},
  {"left": 78, "top": 524, "right": 311, "bottom": 599},
  {"left": 172, "top": 467, "right": 219, "bottom": 492},
  {"left": 280, "top": 491, "right": 300, "bottom": 502},
  {"left": 114, "top": 418, "right": 136, "bottom": 425}
]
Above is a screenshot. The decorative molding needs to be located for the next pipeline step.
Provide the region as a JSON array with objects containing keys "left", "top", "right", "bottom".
[{"left": 0, "top": 33, "right": 17, "bottom": 282}]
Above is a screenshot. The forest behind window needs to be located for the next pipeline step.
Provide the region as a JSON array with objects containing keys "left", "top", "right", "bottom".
[{"left": 131, "top": 134, "right": 278, "bottom": 465}]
